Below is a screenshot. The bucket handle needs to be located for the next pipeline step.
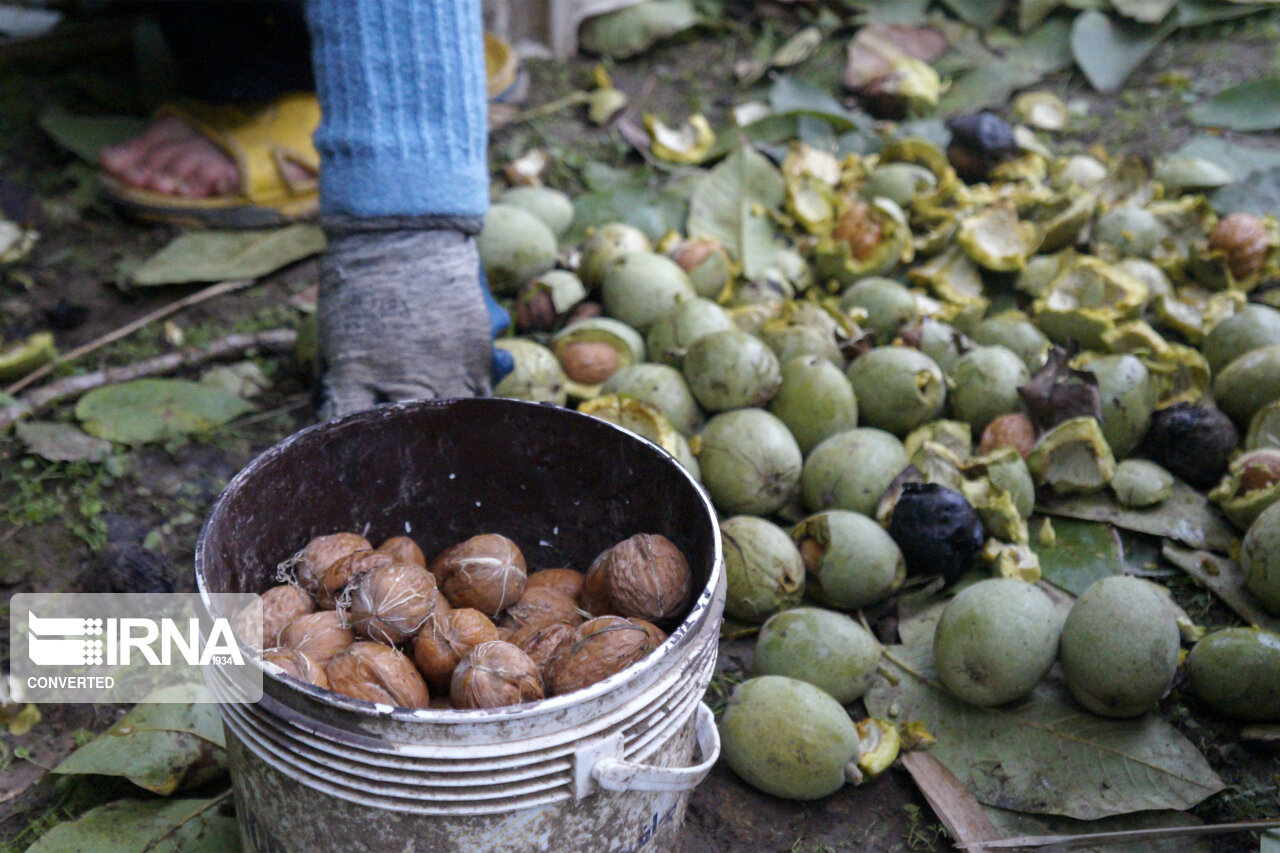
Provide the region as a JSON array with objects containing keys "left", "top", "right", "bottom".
[{"left": 591, "top": 702, "right": 720, "bottom": 794}]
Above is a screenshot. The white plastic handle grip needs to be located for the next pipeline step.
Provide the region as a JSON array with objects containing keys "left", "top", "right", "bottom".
[{"left": 591, "top": 702, "right": 720, "bottom": 794}]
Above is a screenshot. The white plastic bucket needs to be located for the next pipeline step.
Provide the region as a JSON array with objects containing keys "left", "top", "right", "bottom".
[{"left": 196, "top": 398, "right": 725, "bottom": 852}]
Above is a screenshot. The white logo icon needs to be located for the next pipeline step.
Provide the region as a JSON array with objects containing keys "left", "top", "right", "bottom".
[{"left": 27, "top": 614, "right": 105, "bottom": 667}]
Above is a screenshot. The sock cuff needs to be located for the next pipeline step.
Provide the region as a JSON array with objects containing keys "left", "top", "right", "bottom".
[{"left": 306, "top": 0, "right": 489, "bottom": 218}]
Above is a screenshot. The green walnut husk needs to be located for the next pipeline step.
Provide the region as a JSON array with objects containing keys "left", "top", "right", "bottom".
[
  {"left": 1090, "top": 206, "right": 1168, "bottom": 261},
  {"left": 496, "top": 186, "right": 575, "bottom": 238},
  {"left": 840, "top": 277, "right": 920, "bottom": 340},
  {"left": 721, "top": 515, "right": 806, "bottom": 623},
  {"left": 1212, "top": 344, "right": 1280, "bottom": 428},
  {"left": 1243, "top": 501, "right": 1280, "bottom": 615},
  {"left": 768, "top": 356, "right": 859, "bottom": 456},
  {"left": 948, "top": 346, "right": 1030, "bottom": 433},
  {"left": 957, "top": 202, "right": 1038, "bottom": 272},
  {"left": 1033, "top": 256, "right": 1149, "bottom": 350},
  {"left": 493, "top": 339, "right": 567, "bottom": 405},
  {"left": 1026, "top": 417, "right": 1117, "bottom": 496},
  {"left": 719, "top": 676, "right": 860, "bottom": 801},
  {"left": 1077, "top": 353, "right": 1157, "bottom": 458},
  {"left": 1059, "top": 576, "right": 1180, "bottom": 718},
  {"left": 964, "top": 446, "right": 1035, "bottom": 518},
  {"left": 1247, "top": 400, "right": 1280, "bottom": 451},
  {"left": 601, "top": 252, "right": 696, "bottom": 333},
  {"left": 645, "top": 297, "right": 735, "bottom": 368},
  {"left": 552, "top": 316, "right": 646, "bottom": 374},
  {"left": 1110, "top": 459, "right": 1174, "bottom": 508},
  {"left": 601, "top": 363, "right": 703, "bottom": 437},
  {"left": 1152, "top": 285, "right": 1244, "bottom": 346},
  {"left": 1209, "top": 449, "right": 1280, "bottom": 531},
  {"left": 519, "top": 270, "right": 587, "bottom": 322},
  {"left": 760, "top": 323, "right": 843, "bottom": 368},
  {"left": 792, "top": 509, "right": 906, "bottom": 610},
  {"left": 846, "top": 347, "right": 945, "bottom": 437},
  {"left": 755, "top": 608, "right": 881, "bottom": 704},
  {"left": 1203, "top": 304, "right": 1280, "bottom": 375},
  {"left": 915, "top": 318, "right": 971, "bottom": 374},
  {"left": 905, "top": 420, "right": 972, "bottom": 462},
  {"left": 863, "top": 162, "right": 938, "bottom": 208},
  {"left": 908, "top": 245, "right": 988, "bottom": 310},
  {"left": 579, "top": 222, "right": 652, "bottom": 288},
  {"left": 698, "top": 409, "right": 802, "bottom": 516},
  {"left": 801, "top": 428, "right": 909, "bottom": 516},
  {"left": 477, "top": 204, "right": 559, "bottom": 295},
  {"left": 934, "top": 579, "right": 1061, "bottom": 707},
  {"left": 1155, "top": 157, "right": 1233, "bottom": 195},
  {"left": 577, "top": 395, "right": 700, "bottom": 480},
  {"left": 974, "top": 312, "right": 1050, "bottom": 373},
  {"left": 1187, "top": 628, "right": 1280, "bottom": 722},
  {"left": 815, "top": 198, "right": 914, "bottom": 284},
  {"left": 682, "top": 329, "right": 782, "bottom": 411}
]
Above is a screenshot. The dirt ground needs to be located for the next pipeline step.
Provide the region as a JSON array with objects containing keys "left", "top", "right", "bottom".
[{"left": 1, "top": 3, "right": 1279, "bottom": 851}]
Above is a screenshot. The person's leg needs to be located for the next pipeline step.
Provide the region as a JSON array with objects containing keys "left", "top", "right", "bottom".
[
  {"left": 100, "top": 1, "right": 314, "bottom": 198},
  {"left": 306, "top": 0, "right": 498, "bottom": 415}
]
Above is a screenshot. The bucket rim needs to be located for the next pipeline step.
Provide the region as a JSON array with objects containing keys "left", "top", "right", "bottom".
[{"left": 196, "top": 396, "right": 723, "bottom": 724}]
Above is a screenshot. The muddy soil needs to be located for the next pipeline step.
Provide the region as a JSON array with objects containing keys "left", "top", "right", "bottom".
[{"left": 2, "top": 4, "right": 1279, "bottom": 851}]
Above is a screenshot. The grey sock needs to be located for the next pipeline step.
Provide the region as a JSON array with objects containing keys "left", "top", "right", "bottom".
[{"left": 317, "top": 220, "right": 492, "bottom": 419}]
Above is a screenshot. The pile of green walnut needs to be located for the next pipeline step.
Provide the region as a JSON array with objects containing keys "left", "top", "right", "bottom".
[
  {"left": 478, "top": 114, "right": 1280, "bottom": 800},
  {"left": 245, "top": 530, "right": 691, "bottom": 710}
]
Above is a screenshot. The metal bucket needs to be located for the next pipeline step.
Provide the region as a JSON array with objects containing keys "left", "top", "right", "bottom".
[{"left": 195, "top": 398, "right": 725, "bottom": 853}]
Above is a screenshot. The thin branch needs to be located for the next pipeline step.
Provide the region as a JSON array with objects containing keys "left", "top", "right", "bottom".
[
  {"left": 5, "top": 278, "right": 255, "bottom": 396},
  {"left": 0, "top": 329, "right": 297, "bottom": 432}
]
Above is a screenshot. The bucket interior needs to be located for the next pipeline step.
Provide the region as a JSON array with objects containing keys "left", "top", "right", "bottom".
[{"left": 197, "top": 397, "right": 718, "bottom": 635}]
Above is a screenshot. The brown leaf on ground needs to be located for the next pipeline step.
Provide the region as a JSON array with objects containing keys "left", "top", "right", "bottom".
[{"left": 841, "top": 24, "right": 948, "bottom": 92}]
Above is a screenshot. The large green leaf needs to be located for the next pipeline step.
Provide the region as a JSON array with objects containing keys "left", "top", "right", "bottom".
[
  {"left": 76, "top": 379, "right": 254, "bottom": 444},
  {"left": 1110, "top": 0, "right": 1176, "bottom": 23},
  {"left": 939, "top": 0, "right": 1009, "bottom": 29},
  {"left": 1162, "top": 543, "right": 1280, "bottom": 633},
  {"left": 1211, "top": 165, "right": 1280, "bottom": 218},
  {"left": 1172, "top": 134, "right": 1280, "bottom": 180},
  {"left": 984, "top": 807, "right": 1210, "bottom": 852},
  {"left": 768, "top": 76, "right": 870, "bottom": 133},
  {"left": 939, "top": 18, "right": 1074, "bottom": 113},
  {"left": 14, "top": 421, "right": 112, "bottom": 463},
  {"left": 1038, "top": 479, "right": 1237, "bottom": 553},
  {"left": 37, "top": 109, "right": 147, "bottom": 164},
  {"left": 131, "top": 224, "right": 325, "bottom": 286},
  {"left": 1189, "top": 78, "right": 1280, "bottom": 132},
  {"left": 52, "top": 703, "right": 226, "bottom": 795},
  {"left": 563, "top": 184, "right": 688, "bottom": 246},
  {"left": 865, "top": 638, "right": 1225, "bottom": 820},
  {"left": 1035, "top": 518, "right": 1127, "bottom": 596},
  {"left": 687, "top": 145, "right": 786, "bottom": 279},
  {"left": 578, "top": 0, "right": 698, "bottom": 58},
  {"left": 24, "top": 794, "right": 235, "bottom": 853},
  {"left": 1070, "top": 10, "right": 1173, "bottom": 93}
]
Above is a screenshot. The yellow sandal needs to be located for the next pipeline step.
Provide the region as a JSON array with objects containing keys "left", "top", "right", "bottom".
[
  {"left": 100, "top": 92, "right": 322, "bottom": 229},
  {"left": 103, "top": 34, "right": 520, "bottom": 228}
]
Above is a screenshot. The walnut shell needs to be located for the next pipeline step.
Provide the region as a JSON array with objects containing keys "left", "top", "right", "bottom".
[
  {"left": 500, "top": 588, "right": 585, "bottom": 633},
  {"left": 377, "top": 536, "right": 426, "bottom": 568},
  {"left": 526, "top": 568, "right": 584, "bottom": 601},
  {"left": 412, "top": 607, "right": 500, "bottom": 689},
  {"left": 451, "top": 641, "right": 544, "bottom": 709},
  {"left": 600, "top": 534, "right": 692, "bottom": 624},
  {"left": 579, "top": 550, "right": 614, "bottom": 616},
  {"left": 324, "top": 641, "right": 430, "bottom": 708},
  {"left": 627, "top": 617, "right": 668, "bottom": 649},
  {"left": 546, "top": 615, "right": 658, "bottom": 696},
  {"left": 560, "top": 341, "right": 619, "bottom": 385},
  {"left": 262, "top": 647, "right": 329, "bottom": 689},
  {"left": 832, "top": 200, "right": 884, "bottom": 261},
  {"left": 1209, "top": 213, "right": 1271, "bottom": 281},
  {"left": 977, "top": 412, "right": 1037, "bottom": 458},
  {"left": 255, "top": 584, "right": 316, "bottom": 648},
  {"left": 347, "top": 564, "right": 441, "bottom": 645},
  {"left": 509, "top": 621, "right": 576, "bottom": 674},
  {"left": 278, "top": 610, "right": 353, "bottom": 665},
  {"left": 429, "top": 534, "right": 527, "bottom": 617},
  {"left": 293, "top": 532, "right": 371, "bottom": 595},
  {"left": 318, "top": 549, "right": 397, "bottom": 609}
]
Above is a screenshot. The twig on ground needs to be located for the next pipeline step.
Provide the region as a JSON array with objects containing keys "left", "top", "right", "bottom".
[
  {"left": 0, "top": 329, "right": 297, "bottom": 432},
  {"left": 4, "top": 278, "right": 255, "bottom": 396},
  {"left": 899, "top": 751, "right": 1000, "bottom": 848}
]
